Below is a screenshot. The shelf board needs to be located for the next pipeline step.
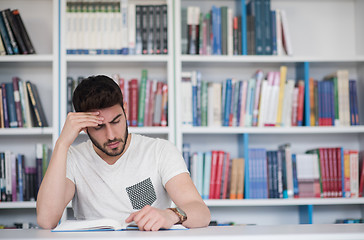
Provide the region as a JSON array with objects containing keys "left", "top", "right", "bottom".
[
  {"left": 0, "top": 202, "right": 72, "bottom": 209},
  {"left": 204, "top": 198, "right": 364, "bottom": 207},
  {"left": 181, "top": 126, "right": 364, "bottom": 134},
  {"left": 180, "top": 55, "right": 364, "bottom": 63},
  {"left": 0, "top": 54, "right": 53, "bottom": 62},
  {"left": 0, "top": 127, "right": 53, "bottom": 136},
  {"left": 66, "top": 55, "right": 170, "bottom": 62}
]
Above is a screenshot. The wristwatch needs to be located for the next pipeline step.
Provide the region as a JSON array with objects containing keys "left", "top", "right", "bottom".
[{"left": 168, "top": 207, "right": 187, "bottom": 224}]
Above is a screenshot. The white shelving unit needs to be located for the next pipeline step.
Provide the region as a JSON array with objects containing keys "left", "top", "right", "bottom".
[
  {"left": 174, "top": 0, "right": 364, "bottom": 225},
  {"left": 1, "top": 0, "right": 364, "bottom": 227},
  {"left": 0, "top": 0, "right": 59, "bottom": 226}
]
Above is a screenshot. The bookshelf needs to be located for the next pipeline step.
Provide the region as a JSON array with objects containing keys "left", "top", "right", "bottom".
[
  {"left": 0, "top": 0, "right": 59, "bottom": 226},
  {"left": 0, "top": 0, "right": 364, "bottom": 228},
  {"left": 174, "top": 0, "right": 364, "bottom": 225}
]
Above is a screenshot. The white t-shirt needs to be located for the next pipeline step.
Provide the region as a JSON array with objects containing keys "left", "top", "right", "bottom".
[{"left": 66, "top": 134, "right": 188, "bottom": 221}]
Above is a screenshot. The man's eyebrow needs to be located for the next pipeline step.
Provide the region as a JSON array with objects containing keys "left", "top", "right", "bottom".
[{"left": 110, "top": 114, "right": 123, "bottom": 123}]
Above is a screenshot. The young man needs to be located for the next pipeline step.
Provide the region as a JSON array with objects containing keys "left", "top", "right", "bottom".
[{"left": 36, "top": 75, "right": 210, "bottom": 231}]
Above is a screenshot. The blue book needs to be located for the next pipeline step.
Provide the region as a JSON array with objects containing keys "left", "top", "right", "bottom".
[
  {"left": 291, "top": 154, "right": 299, "bottom": 198},
  {"left": 245, "top": 79, "right": 256, "bottom": 126},
  {"left": 261, "top": 148, "right": 268, "bottom": 198},
  {"left": 223, "top": 79, "right": 232, "bottom": 126},
  {"left": 0, "top": 13, "right": 13, "bottom": 54},
  {"left": 196, "top": 71, "right": 202, "bottom": 126},
  {"left": 202, "top": 152, "right": 212, "bottom": 199},
  {"left": 351, "top": 80, "right": 359, "bottom": 125},
  {"left": 271, "top": 10, "right": 277, "bottom": 55},
  {"left": 241, "top": 0, "right": 248, "bottom": 55},
  {"left": 212, "top": 6, "right": 222, "bottom": 55},
  {"left": 17, "top": 154, "right": 24, "bottom": 201},
  {"left": 196, "top": 152, "right": 204, "bottom": 197},
  {"left": 5, "top": 83, "right": 17, "bottom": 128},
  {"left": 330, "top": 81, "right": 335, "bottom": 126},
  {"left": 192, "top": 72, "right": 198, "bottom": 126},
  {"left": 236, "top": 81, "right": 243, "bottom": 125},
  {"left": 182, "top": 143, "right": 191, "bottom": 171},
  {"left": 272, "top": 151, "right": 279, "bottom": 198},
  {"left": 262, "top": 0, "right": 272, "bottom": 55}
]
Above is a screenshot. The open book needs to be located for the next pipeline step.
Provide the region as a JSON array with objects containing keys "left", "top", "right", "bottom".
[{"left": 52, "top": 218, "right": 187, "bottom": 232}]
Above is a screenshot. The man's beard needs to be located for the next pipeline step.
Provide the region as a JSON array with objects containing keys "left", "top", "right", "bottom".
[{"left": 87, "top": 125, "right": 129, "bottom": 157}]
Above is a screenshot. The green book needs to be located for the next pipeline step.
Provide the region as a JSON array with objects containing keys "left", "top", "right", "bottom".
[{"left": 138, "top": 69, "right": 148, "bottom": 126}]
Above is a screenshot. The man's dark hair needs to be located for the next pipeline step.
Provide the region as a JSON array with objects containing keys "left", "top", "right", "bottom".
[{"left": 73, "top": 75, "right": 124, "bottom": 112}]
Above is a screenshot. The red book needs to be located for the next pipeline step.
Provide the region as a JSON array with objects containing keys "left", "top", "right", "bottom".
[
  {"left": 128, "top": 79, "right": 139, "bottom": 127},
  {"left": 330, "top": 148, "right": 338, "bottom": 197},
  {"left": 319, "top": 148, "right": 327, "bottom": 198},
  {"left": 327, "top": 148, "right": 336, "bottom": 197},
  {"left": 12, "top": 77, "right": 23, "bottom": 128},
  {"left": 296, "top": 80, "right": 304, "bottom": 126},
  {"left": 336, "top": 148, "right": 343, "bottom": 197},
  {"left": 221, "top": 152, "right": 230, "bottom": 199},
  {"left": 209, "top": 151, "right": 219, "bottom": 199},
  {"left": 214, "top": 151, "right": 225, "bottom": 199}
]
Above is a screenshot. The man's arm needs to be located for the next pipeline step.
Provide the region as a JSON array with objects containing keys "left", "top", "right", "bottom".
[
  {"left": 36, "top": 112, "right": 103, "bottom": 229},
  {"left": 165, "top": 172, "right": 211, "bottom": 228},
  {"left": 125, "top": 173, "right": 210, "bottom": 230}
]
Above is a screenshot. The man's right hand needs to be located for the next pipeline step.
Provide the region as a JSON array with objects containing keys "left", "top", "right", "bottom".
[{"left": 58, "top": 112, "right": 104, "bottom": 147}]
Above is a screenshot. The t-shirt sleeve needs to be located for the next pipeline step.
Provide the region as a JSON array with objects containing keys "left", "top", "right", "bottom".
[
  {"left": 66, "top": 147, "right": 76, "bottom": 184},
  {"left": 158, "top": 140, "right": 189, "bottom": 186}
]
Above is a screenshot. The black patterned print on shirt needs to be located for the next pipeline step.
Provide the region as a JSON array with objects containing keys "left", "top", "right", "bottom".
[{"left": 126, "top": 177, "right": 157, "bottom": 210}]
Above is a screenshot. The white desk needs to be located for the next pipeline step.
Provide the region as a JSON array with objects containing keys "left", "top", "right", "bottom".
[{"left": 0, "top": 224, "right": 363, "bottom": 240}]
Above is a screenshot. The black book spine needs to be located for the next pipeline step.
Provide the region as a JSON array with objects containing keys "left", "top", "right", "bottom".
[
  {"left": 161, "top": 4, "right": 168, "bottom": 54},
  {"left": 1, "top": 10, "right": 19, "bottom": 54},
  {"left": 141, "top": 5, "right": 148, "bottom": 54},
  {"left": 4, "top": 9, "right": 27, "bottom": 54},
  {"left": 12, "top": 9, "right": 35, "bottom": 54},
  {"left": 26, "top": 81, "right": 48, "bottom": 127},
  {"left": 154, "top": 5, "right": 161, "bottom": 54},
  {"left": 147, "top": 5, "right": 154, "bottom": 54}
]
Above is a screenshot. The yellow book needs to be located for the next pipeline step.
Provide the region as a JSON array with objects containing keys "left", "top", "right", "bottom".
[{"left": 276, "top": 66, "right": 287, "bottom": 126}]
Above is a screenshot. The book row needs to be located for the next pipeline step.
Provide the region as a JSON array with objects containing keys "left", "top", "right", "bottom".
[
  {"left": 183, "top": 144, "right": 363, "bottom": 199},
  {"left": 0, "top": 144, "right": 49, "bottom": 202},
  {"left": 0, "top": 8, "right": 35, "bottom": 55},
  {"left": 182, "top": 0, "right": 291, "bottom": 56},
  {"left": 66, "top": 1, "right": 168, "bottom": 55},
  {"left": 181, "top": 68, "right": 359, "bottom": 127},
  {"left": 0, "top": 78, "right": 48, "bottom": 128},
  {"left": 67, "top": 71, "right": 168, "bottom": 127}
]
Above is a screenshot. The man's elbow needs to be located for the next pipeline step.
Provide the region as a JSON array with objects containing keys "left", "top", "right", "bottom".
[{"left": 37, "top": 210, "right": 60, "bottom": 229}]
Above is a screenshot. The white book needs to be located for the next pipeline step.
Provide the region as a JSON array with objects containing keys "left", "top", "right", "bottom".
[
  {"left": 275, "top": 9, "right": 284, "bottom": 56},
  {"left": 81, "top": 3, "right": 90, "bottom": 52},
  {"left": 181, "top": 72, "right": 193, "bottom": 126},
  {"left": 257, "top": 80, "right": 268, "bottom": 127},
  {"left": 5, "top": 151, "right": 12, "bottom": 198},
  {"left": 350, "top": 151, "right": 359, "bottom": 198},
  {"left": 208, "top": 82, "right": 222, "bottom": 127},
  {"left": 337, "top": 70, "right": 350, "bottom": 126},
  {"left": 239, "top": 80, "right": 248, "bottom": 127},
  {"left": 88, "top": 2, "right": 97, "bottom": 54},
  {"left": 52, "top": 218, "right": 187, "bottom": 232},
  {"left": 280, "top": 9, "right": 293, "bottom": 56},
  {"left": 281, "top": 79, "right": 294, "bottom": 127},
  {"left": 263, "top": 72, "right": 275, "bottom": 126},
  {"left": 227, "top": 8, "right": 233, "bottom": 56},
  {"left": 128, "top": 3, "right": 136, "bottom": 54},
  {"left": 121, "top": 0, "right": 129, "bottom": 53},
  {"left": 21, "top": 80, "right": 33, "bottom": 127}
]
